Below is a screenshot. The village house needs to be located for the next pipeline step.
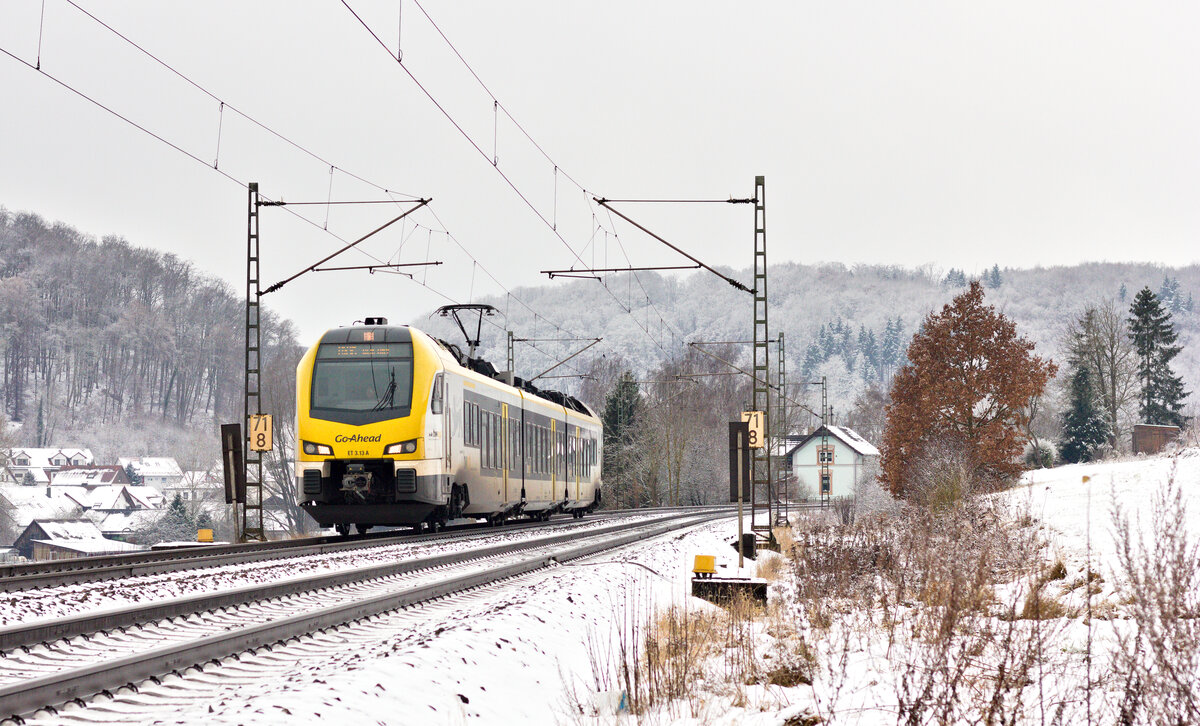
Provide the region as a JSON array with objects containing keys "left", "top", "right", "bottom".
[
  {"left": 13, "top": 519, "right": 147, "bottom": 560},
  {"left": 171, "top": 468, "right": 227, "bottom": 505},
  {"left": 786, "top": 424, "right": 880, "bottom": 500},
  {"left": 0, "top": 448, "right": 94, "bottom": 486},
  {"left": 117, "top": 457, "right": 184, "bottom": 491},
  {"left": 50, "top": 465, "right": 131, "bottom": 487},
  {"left": 83, "top": 484, "right": 166, "bottom": 541},
  {"left": 0, "top": 484, "right": 86, "bottom": 545}
]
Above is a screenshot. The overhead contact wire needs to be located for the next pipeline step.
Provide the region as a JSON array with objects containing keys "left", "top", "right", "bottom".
[{"left": 341, "top": 1, "right": 677, "bottom": 359}]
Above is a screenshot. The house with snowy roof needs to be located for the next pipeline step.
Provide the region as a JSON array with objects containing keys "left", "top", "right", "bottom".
[
  {"left": 786, "top": 425, "right": 880, "bottom": 500},
  {"left": 50, "top": 465, "right": 131, "bottom": 487},
  {"left": 117, "top": 457, "right": 184, "bottom": 491},
  {"left": 168, "top": 468, "right": 226, "bottom": 506},
  {"left": 13, "top": 518, "right": 147, "bottom": 560},
  {"left": 82, "top": 484, "right": 165, "bottom": 541},
  {"left": 0, "top": 448, "right": 94, "bottom": 485},
  {"left": 0, "top": 484, "right": 86, "bottom": 545}
]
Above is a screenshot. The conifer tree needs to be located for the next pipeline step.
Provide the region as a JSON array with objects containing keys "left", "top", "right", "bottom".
[
  {"left": 1128, "top": 287, "right": 1188, "bottom": 427},
  {"left": 1059, "top": 365, "right": 1111, "bottom": 463},
  {"left": 801, "top": 343, "right": 823, "bottom": 376},
  {"left": 602, "top": 371, "right": 641, "bottom": 448},
  {"left": 986, "top": 264, "right": 1003, "bottom": 289},
  {"left": 601, "top": 372, "right": 642, "bottom": 505}
]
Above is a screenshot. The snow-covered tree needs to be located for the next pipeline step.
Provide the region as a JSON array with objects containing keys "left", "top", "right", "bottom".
[
  {"left": 1059, "top": 365, "right": 1111, "bottom": 464},
  {"left": 1129, "top": 287, "right": 1189, "bottom": 427}
]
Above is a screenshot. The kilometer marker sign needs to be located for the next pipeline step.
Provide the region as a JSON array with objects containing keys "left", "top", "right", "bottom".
[
  {"left": 250, "top": 414, "right": 273, "bottom": 452},
  {"left": 740, "top": 411, "right": 764, "bottom": 449}
]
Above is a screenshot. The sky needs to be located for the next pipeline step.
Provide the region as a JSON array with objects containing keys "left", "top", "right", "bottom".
[{"left": 1, "top": 1, "right": 1197, "bottom": 343}]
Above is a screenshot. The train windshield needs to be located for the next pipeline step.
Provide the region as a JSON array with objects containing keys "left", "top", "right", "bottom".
[{"left": 311, "top": 343, "right": 414, "bottom": 412}]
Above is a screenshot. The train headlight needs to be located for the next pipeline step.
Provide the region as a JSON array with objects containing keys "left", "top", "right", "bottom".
[
  {"left": 303, "top": 441, "right": 333, "bottom": 456},
  {"left": 384, "top": 439, "right": 418, "bottom": 455}
]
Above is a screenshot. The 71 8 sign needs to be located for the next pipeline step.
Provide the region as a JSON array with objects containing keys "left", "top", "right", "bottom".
[
  {"left": 249, "top": 414, "right": 273, "bottom": 452},
  {"left": 740, "top": 411, "right": 764, "bottom": 449}
]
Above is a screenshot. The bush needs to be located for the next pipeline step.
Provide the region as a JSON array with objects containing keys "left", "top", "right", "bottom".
[{"left": 1023, "top": 440, "right": 1056, "bottom": 468}]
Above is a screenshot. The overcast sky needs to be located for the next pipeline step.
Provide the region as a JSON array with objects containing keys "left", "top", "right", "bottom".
[{"left": 1, "top": 1, "right": 1196, "bottom": 343}]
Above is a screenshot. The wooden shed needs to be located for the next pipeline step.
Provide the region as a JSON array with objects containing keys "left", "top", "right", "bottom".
[{"left": 1132, "top": 424, "right": 1180, "bottom": 455}]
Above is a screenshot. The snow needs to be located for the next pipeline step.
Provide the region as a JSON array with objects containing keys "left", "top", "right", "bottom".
[
  {"left": 1013, "top": 447, "right": 1200, "bottom": 567},
  {"left": 15, "top": 451, "right": 1200, "bottom": 725}
]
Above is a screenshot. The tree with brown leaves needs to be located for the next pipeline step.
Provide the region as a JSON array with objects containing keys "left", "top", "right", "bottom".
[{"left": 880, "top": 281, "right": 1056, "bottom": 498}]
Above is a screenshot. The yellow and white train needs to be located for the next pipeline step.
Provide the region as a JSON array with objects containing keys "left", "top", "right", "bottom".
[{"left": 295, "top": 319, "right": 603, "bottom": 535}]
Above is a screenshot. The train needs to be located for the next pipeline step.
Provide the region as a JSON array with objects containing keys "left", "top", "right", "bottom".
[{"left": 294, "top": 317, "right": 603, "bottom": 535}]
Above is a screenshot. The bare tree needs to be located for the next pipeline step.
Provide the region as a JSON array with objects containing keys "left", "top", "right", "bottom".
[
  {"left": 258, "top": 315, "right": 316, "bottom": 535},
  {"left": 1066, "top": 299, "right": 1138, "bottom": 452}
]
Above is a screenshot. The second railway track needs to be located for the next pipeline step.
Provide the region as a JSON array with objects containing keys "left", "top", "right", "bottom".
[
  {"left": 0, "top": 505, "right": 727, "bottom": 593},
  {"left": 0, "top": 508, "right": 732, "bottom": 722}
]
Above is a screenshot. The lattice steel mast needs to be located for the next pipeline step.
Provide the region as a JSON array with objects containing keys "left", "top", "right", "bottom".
[
  {"left": 751, "top": 176, "right": 772, "bottom": 538},
  {"left": 243, "top": 183, "right": 266, "bottom": 542}
]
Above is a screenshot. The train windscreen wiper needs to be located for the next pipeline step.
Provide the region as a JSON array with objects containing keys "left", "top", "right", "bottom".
[{"left": 371, "top": 369, "right": 396, "bottom": 411}]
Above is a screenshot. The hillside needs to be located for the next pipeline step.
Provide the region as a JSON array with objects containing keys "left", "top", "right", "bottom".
[
  {"left": 426, "top": 260, "right": 1199, "bottom": 431},
  {"left": 0, "top": 209, "right": 300, "bottom": 466},
  {"left": 2, "top": 205, "right": 1195, "bottom": 463}
]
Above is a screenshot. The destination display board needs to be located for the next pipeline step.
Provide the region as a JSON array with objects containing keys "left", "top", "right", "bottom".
[{"left": 317, "top": 342, "right": 413, "bottom": 359}]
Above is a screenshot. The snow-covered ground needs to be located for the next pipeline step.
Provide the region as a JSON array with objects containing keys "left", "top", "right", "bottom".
[
  {"left": 16, "top": 450, "right": 1199, "bottom": 725},
  {"left": 1014, "top": 447, "right": 1200, "bottom": 567}
]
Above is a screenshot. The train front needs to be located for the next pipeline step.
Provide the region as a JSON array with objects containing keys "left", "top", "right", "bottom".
[{"left": 294, "top": 322, "right": 446, "bottom": 533}]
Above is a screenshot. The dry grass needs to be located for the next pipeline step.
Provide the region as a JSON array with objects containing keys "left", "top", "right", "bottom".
[
  {"left": 1109, "top": 466, "right": 1200, "bottom": 724},
  {"left": 756, "top": 551, "right": 785, "bottom": 581},
  {"left": 1018, "top": 585, "right": 1068, "bottom": 621},
  {"left": 575, "top": 586, "right": 815, "bottom": 721}
]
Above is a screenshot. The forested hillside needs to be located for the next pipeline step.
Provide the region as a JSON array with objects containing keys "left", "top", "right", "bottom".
[
  {"left": 427, "top": 260, "right": 1200, "bottom": 436},
  {"left": 0, "top": 209, "right": 299, "bottom": 466}
]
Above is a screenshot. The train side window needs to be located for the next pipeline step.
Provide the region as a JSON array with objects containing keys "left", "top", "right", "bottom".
[
  {"left": 493, "top": 414, "right": 501, "bottom": 470},
  {"left": 463, "top": 402, "right": 472, "bottom": 446},
  {"left": 483, "top": 412, "right": 492, "bottom": 467}
]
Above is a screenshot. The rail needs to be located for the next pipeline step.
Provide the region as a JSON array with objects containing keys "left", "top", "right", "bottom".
[
  {"left": 0, "top": 504, "right": 730, "bottom": 592},
  {"left": 0, "top": 508, "right": 732, "bottom": 720}
]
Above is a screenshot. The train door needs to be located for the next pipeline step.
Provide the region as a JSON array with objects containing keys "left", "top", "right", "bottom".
[
  {"left": 519, "top": 408, "right": 527, "bottom": 503},
  {"left": 432, "top": 373, "right": 449, "bottom": 467},
  {"left": 550, "top": 418, "right": 557, "bottom": 497},
  {"left": 501, "top": 403, "right": 509, "bottom": 504},
  {"left": 574, "top": 426, "right": 581, "bottom": 502}
]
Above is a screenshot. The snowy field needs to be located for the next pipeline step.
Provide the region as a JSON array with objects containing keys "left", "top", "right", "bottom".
[{"left": 1014, "top": 447, "right": 1200, "bottom": 568}]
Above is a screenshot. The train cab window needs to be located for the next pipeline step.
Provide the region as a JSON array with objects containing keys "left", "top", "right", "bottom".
[{"left": 312, "top": 342, "right": 413, "bottom": 413}]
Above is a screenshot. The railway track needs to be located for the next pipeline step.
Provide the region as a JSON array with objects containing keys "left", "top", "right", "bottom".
[
  {"left": 0, "top": 505, "right": 727, "bottom": 593},
  {"left": 0, "top": 508, "right": 731, "bottom": 722}
]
